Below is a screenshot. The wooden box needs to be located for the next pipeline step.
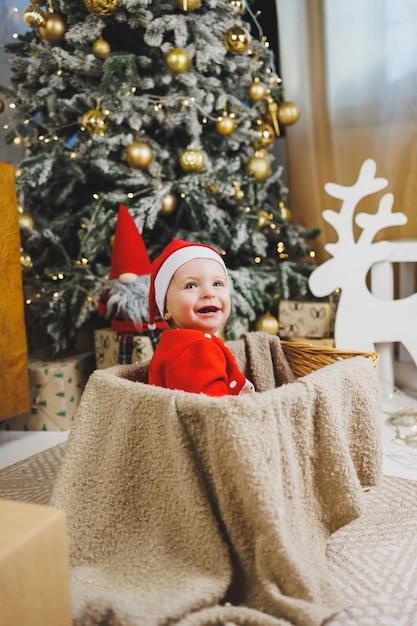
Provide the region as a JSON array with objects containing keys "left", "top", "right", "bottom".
[{"left": 0, "top": 499, "right": 72, "bottom": 626}]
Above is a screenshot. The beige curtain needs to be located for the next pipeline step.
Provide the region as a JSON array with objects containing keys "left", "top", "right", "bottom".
[{"left": 276, "top": 0, "right": 417, "bottom": 263}]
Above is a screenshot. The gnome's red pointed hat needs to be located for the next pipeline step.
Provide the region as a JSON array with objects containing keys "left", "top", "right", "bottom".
[
  {"left": 110, "top": 204, "right": 151, "bottom": 279},
  {"left": 148, "top": 238, "right": 228, "bottom": 324}
]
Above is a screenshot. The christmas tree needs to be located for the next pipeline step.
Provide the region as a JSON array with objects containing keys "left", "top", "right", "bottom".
[{"left": 1, "top": 0, "right": 319, "bottom": 356}]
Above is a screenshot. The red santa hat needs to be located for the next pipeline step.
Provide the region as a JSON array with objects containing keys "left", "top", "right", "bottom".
[
  {"left": 148, "top": 239, "right": 228, "bottom": 324},
  {"left": 110, "top": 204, "right": 151, "bottom": 279}
]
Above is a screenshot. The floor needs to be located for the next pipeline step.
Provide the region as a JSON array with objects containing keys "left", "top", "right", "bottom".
[
  {"left": 380, "top": 387, "right": 417, "bottom": 481},
  {"left": 379, "top": 354, "right": 417, "bottom": 480},
  {"left": 1, "top": 363, "right": 417, "bottom": 481},
  {"left": 0, "top": 430, "right": 69, "bottom": 470}
]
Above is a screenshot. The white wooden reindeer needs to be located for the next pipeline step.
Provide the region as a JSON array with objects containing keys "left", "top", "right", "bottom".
[{"left": 309, "top": 158, "right": 417, "bottom": 374}]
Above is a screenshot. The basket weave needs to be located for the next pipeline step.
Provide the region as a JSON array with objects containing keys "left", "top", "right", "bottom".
[{"left": 281, "top": 341, "right": 379, "bottom": 379}]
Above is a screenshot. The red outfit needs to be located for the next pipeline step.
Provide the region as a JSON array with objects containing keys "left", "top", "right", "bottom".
[{"left": 148, "top": 329, "right": 250, "bottom": 396}]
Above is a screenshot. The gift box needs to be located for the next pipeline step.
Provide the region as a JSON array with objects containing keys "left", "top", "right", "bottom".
[
  {"left": 0, "top": 351, "right": 95, "bottom": 431},
  {"left": 94, "top": 327, "right": 119, "bottom": 369},
  {"left": 94, "top": 328, "right": 154, "bottom": 369},
  {"left": 0, "top": 499, "right": 72, "bottom": 626},
  {"left": 278, "top": 300, "right": 337, "bottom": 339}
]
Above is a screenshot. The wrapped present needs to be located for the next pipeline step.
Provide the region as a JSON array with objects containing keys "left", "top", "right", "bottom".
[
  {"left": 94, "top": 328, "right": 154, "bottom": 369},
  {"left": 278, "top": 300, "right": 337, "bottom": 339},
  {"left": 0, "top": 352, "right": 95, "bottom": 431},
  {"left": 0, "top": 500, "right": 72, "bottom": 626},
  {"left": 94, "top": 328, "right": 119, "bottom": 369},
  {"left": 132, "top": 334, "right": 154, "bottom": 363}
]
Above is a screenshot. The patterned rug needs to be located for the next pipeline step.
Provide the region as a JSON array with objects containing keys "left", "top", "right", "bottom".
[
  {"left": 0, "top": 442, "right": 66, "bottom": 505},
  {"left": 1, "top": 445, "right": 417, "bottom": 625},
  {"left": 326, "top": 476, "right": 417, "bottom": 625}
]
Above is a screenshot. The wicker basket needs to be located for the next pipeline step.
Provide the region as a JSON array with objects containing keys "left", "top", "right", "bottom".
[{"left": 281, "top": 340, "right": 379, "bottom": 379}]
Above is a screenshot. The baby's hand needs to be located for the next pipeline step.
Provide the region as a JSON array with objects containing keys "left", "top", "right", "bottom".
[{"left": 240, "top": 379, "right": 255, "bottom": 394}]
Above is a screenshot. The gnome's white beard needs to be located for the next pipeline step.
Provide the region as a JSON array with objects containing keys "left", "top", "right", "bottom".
[{"left": 106, "top": 275, "right": 150, "bottom": 323}]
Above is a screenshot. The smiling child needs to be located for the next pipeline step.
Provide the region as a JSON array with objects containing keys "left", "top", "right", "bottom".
[{"left": 147, "top": 239, "right": 254, "bottom": 396}]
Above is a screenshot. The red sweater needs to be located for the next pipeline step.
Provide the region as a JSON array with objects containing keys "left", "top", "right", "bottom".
[{"left": 148, "top": 329, "right": 249, "bottom": 396}]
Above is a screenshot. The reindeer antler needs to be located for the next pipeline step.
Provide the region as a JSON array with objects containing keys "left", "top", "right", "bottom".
[
  {"left": 356, "top": 192, "right": 407, "bottom": 245},
  {"left": 322, "top": 159, "right": 389, "bottom": 257}
]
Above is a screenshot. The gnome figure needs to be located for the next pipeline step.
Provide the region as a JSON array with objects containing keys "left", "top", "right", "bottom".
[{"left": 98, "top": 204, "right": 166, "bottom": 363}]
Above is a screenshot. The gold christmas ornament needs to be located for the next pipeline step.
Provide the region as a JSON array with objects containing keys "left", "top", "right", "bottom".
[
  {"left": 233, "top": 181, "right": 244, "bottom": 202},
  {"left": 22, "top": 4, "right": 46, "bottom": 27},
  {"left": 20, "top": 252, "right": 34, "bottom": 270},
  {"left": 125, "top": 141, "right": 153, "bottom": 169},
  {"left": 224, "top": 25, "right": 251, "bottom": 54},
  {"left": 246, "top": 149, "right": 271, "bottom": 181},
  {"left": 19, "top": 211, "right": 35, "bottom": 229},
  {"left": 83, "top": 0, "right": 120, "bottom": 17},
  {"left": 180, "top": 149, "right": 204, "bottom": 172},
  {"left": 174, "top": 0, "right": 201, "bottom": 10},
  {"left": 278, "top": 202, "right": 292, "bottom": 222},
  {"left": 81, "top": 105, "right": 109, "bottom": 137},
  {"left": 265, "top": 95, "right": 280, "bottom": 136},
  {"left": 0, "top": 99, "right": 4, "bottom": 114},
  {"left": 255, "top": 122, "right": 275, "bottom": 148},
  {"left": 39, "top": 12, "right": 66, "bottom": 43},
  {"left": 30, "top": 0, "right": 47, "bottom": 5},
  {"left": 248, "top": 79, "right": 267, "bottom": 102},
  {"left": 255, "top": 311, "right": 279, "bottom": 335},
  {"left": 207, "top": 183, "right": 219, "bottom": 194},
  {"left": 92, "top": 36, "right": 111, "bottom": 59},
  {"left": 277, "top": 100, "right": 301, "bottom": 126},
  {"left": 160, "top": 193, "right": 178, "bottom": 215},
  {"left": 216, "top": 114, "right": 237, "bottom": 136},
  {"left": 226, "top": 0, "right": 246, "bottom": 14},
  {"left": 257, "top": 210, "right": 271, "bottom": 228},
  {"left": 165, "top": 47, "right": 190, "bottom": 73}
]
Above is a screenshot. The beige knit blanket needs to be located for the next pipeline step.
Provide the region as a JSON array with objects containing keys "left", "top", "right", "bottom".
[{"left": 50, "top": 332, "right": 382, "bottom": 626}]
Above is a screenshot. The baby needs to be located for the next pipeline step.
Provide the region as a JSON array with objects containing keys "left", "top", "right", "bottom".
[{"left": 148, "top": 239, "right": 254, "bottom": 396}]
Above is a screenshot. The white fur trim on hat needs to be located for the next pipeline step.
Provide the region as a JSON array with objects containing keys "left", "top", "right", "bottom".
[{"left": 154, "top": 246, "right": 228, "bottom": 318}]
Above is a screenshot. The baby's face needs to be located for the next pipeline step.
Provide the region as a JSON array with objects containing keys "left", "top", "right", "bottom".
[{"left": 164, "top": 258, "right": 231, "bottom": 335}]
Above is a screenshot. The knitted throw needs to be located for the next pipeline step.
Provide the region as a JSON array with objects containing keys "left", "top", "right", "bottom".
[{"left": 50, "top": 332, "right": 382, "bottom": 626}]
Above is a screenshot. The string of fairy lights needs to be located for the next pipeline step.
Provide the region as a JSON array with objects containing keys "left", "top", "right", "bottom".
[{"left": 1, "top": 42, "right": 284, "bottom": 154}]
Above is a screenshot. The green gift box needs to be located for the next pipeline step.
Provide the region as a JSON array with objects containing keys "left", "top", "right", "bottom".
[{"left": 0, "top": 352, "right": 95, "bottom": 431}]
